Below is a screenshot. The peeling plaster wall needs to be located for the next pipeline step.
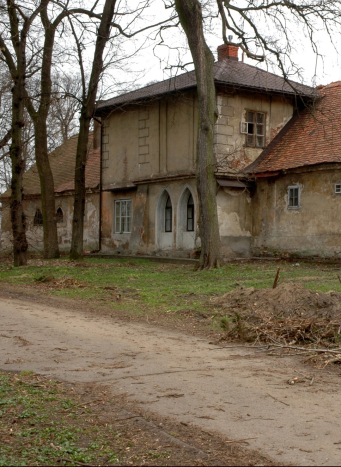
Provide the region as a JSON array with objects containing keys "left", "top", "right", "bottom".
[
  {"left": 217, "top": 188, "right": 252, "bottom": 257},
  {"left": 0, "top": 194, "right": 100, "bottom": 253},
  {"left": 215, "top": 92, "right": 293, "bottom": 172},
  {"left": 101, "top": 180, "right": 199, "bottom": 258},
  {"left": 252, "top": 168, "right": 341, "bottom": 257}
]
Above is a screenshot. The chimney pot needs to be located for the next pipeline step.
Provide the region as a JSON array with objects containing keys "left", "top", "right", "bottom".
[{"left": 217, "top": 44, "right": 239, "bottom": 61}]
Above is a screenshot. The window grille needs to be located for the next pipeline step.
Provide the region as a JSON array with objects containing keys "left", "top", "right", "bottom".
[
  {"left": 115, "top": 199, "right": 132, "bottom": 233},
  {"left": 241, "top": 111, "right": 265, "bottom": 148},
  {"left": 33, "top": 209, "right": 43, "bottom": 226},
  {"left": 165, "top": 195, "right": 172, "bottom": 232},
  {"left": 288, "top": 186, "right": 300, "bottom": 209},
  {"left": 187, "top": 194, "right": 194, "bottom": 231}
]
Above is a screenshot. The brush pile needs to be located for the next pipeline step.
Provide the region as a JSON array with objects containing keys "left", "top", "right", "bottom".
[{"left": 212, "top": 283, "right": 341, "bottom": 354}]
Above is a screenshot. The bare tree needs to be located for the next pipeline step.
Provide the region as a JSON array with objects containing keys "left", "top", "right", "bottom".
[
  {"left": 174, "top": 0, "right": 221, "bottom": 269},
  {"left": 0, "top": 1, "right": 48, "bottom": 266},
  {"left": 69, "top": 0, "right": 177, "bottom": 259},
  {"left": 47, "top": 74, "right": 81, "bottom": 150}
]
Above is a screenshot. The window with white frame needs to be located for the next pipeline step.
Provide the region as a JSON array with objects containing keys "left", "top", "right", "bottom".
[
  {"left": 240, "top": 111, "right": 265, "bottom": 148},
  {"left": 115, "top": 199, "right": 132, "bottom": 233},
  {"left": 288, "top": 186, "right": 300, "bottom": 209},
  {"left": 335, "top": 184, "right": 341, "bottom": 194}
]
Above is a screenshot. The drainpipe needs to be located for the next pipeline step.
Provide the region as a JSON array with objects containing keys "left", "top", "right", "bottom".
[{"left": 98, "top": 118, "right": 103, "bottom": 252}]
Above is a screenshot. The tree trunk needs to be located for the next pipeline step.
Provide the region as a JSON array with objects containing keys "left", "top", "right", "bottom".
[
  {"left": 33, "top": 119, "right": 60, "bottom": 258},
  {"left": 25, "top": 3, "right": 60, "bottom": 259},
  {"left": 70, "top": 114, "right": 91, "bottom": 259},
  {"left": 174, "top": 0, "right": 221, "bottom": 269},
  {"left": 10, "top": 52, "right": 28, "bottom": 266},
  {"left": 70, "top": 0, "right": 116, "bottom": 260}
]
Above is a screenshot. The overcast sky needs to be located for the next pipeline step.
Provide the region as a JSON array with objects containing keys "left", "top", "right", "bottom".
[{"left": 121, "top": 1, "right": 341, "bottom": 92}]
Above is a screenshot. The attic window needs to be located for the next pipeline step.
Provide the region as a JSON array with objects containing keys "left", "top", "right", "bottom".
[
  {"left": 288, "top": 186, "right": 300, "bottom": 209},
  {"left": 34, "top": 209, "right": 43, "bottom": 226},
  {"left": 56, "top": 207, "right": 64, "bottom": 223},
  {"left": 241, "top": 111, "right": 265, "bottom": 148},
  {"left": 335, "top": 184, "right": 341, "bottom": 194}
]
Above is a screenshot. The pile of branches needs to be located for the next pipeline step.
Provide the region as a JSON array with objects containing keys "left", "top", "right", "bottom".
[{"left": 219, "top": 311, "right": 341, "bottom": 366}]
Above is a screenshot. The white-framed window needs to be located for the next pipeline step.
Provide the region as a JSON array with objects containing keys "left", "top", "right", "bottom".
[
  {"left": 335, "top": 184, "right": 341, "bottom": 194},
  {"left": 240, "top": 111, "right": 265, "bottom": 148},
  {"left": 115, "top": 199, "right": 132, "bottom": 233},
  {"left": 288, "top": 186, "right": 300, "bottom": 209}
]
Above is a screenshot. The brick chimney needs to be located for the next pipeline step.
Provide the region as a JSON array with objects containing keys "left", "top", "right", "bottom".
[{"left": 217, "top": 43, "right": 239, "bottom": 61}]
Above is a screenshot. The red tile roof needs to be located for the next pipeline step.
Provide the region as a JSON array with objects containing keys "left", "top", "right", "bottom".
[
  {"left": 1, "top": 134, "right": 100, "bottom": 198},
  {"left": 245, "top": 82, "right": 341, "bottom": 175},
  {"left": 97, "top": 59, "right": 315, "bottom": 111}
]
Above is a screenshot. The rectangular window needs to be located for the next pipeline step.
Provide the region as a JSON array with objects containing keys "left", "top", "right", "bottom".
[
  {"left": 335, "top": 184, "right": 341, "bottom": 194},
  {"left": 288, "top": 186, "right": 300, "bottom": 209},
  {"left": 241, "top": 111, "right": 265, "bottom": 148},
  {"left": 115, "top": 199, "right": 132, "bottom": 233}
]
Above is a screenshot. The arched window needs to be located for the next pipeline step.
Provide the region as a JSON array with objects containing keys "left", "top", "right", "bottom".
[
  {"left": 165, "top": 195, "right": 172, "bottom": 232},
  {"left": 56, "top": 207, "right": 64, "bottom": 224},
  {"left": 34, "top": 209, "right": 43, "bottom": 226},
  {"left": 187, "top": 194, "right": 194, "bottom": 231}
]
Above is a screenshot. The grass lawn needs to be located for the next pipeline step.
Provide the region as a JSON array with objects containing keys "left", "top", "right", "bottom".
[{"left": 0, "top": 257, "right": 341, "bottom": 319}]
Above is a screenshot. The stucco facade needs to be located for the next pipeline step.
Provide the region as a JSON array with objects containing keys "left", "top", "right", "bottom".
[
  {"left": 251, "top": 166, "right": 341, "bottom": 258},
  {"left": 99, "top": 86, "right": 296, "bottom": 258},
  {"left": 1, "top": 192, "right": 100, "bottom": 254}
]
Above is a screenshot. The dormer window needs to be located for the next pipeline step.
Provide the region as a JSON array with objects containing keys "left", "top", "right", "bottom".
[{"left": 241, "top": 111, "right": 265, "bottom": 148}]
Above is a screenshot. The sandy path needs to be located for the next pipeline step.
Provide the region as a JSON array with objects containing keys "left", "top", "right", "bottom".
[{"left": 1, "top": 296, "right": 340, "bottom": 466}]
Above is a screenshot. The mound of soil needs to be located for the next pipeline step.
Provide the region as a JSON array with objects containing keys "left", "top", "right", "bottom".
[
  {"left": 212, "top": 282, "right": 341, "bottom": 345},
  {"left": 213, "top": 282, "right": 341, "bottom": 320}
]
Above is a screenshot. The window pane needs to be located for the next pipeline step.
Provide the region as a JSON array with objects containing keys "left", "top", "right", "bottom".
[
  {"left": 257, "top": 113, "right": 264, "bottom": 123},
  {"left": 246, "top": 134, "right": 254, "bottom": 146},
  {"left": 256, "top": 136, "right": 265, "bottom": 147},
  {"left": 247, "top": 111, "right": 254, "bottom": 123},
  {"left": 122, "top": 215, "right": 127, "bottom": 233},
  {"left": 126, "top": 215, "right": 131, "bottom": 233},
  {"left": 256, "top": 124, "right": 264, "bottom": 136},
  {"left": 247, "top": 122, "right": 254, "bottom": 135},
  {"left": 289, "top": 188, "right": 299, "bottom": 208}
]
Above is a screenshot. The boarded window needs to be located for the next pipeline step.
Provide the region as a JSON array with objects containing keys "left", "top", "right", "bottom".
[
  {"left": 288, "top": 186, "right": 300, "bottom": 209},
  {"left": 34, "top": 209, "right": 43, "bottom": 226},
  {"left": 115, "top": 199, "right": 132, "bottom": 233},
  {"left": 187, "top": 194, "right": 194, "bottom": 231},
  {"left": 56, "top": 207, "right": 64, "bottom": 223},
  {"left": 165, "top": 195, "right": 172, "bottom": 232},
  {"left": 241, "top": 111, "right": 265, "bottom": 148}
]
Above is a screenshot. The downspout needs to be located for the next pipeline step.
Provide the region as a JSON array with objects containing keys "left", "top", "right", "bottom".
[{"left": 98, "top": 119, "right": 103, "bottom": 252}]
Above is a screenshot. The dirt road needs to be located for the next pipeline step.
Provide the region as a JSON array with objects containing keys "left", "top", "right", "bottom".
[{"left": 1, "top": 295, "right": 340, "bottom": 466}]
